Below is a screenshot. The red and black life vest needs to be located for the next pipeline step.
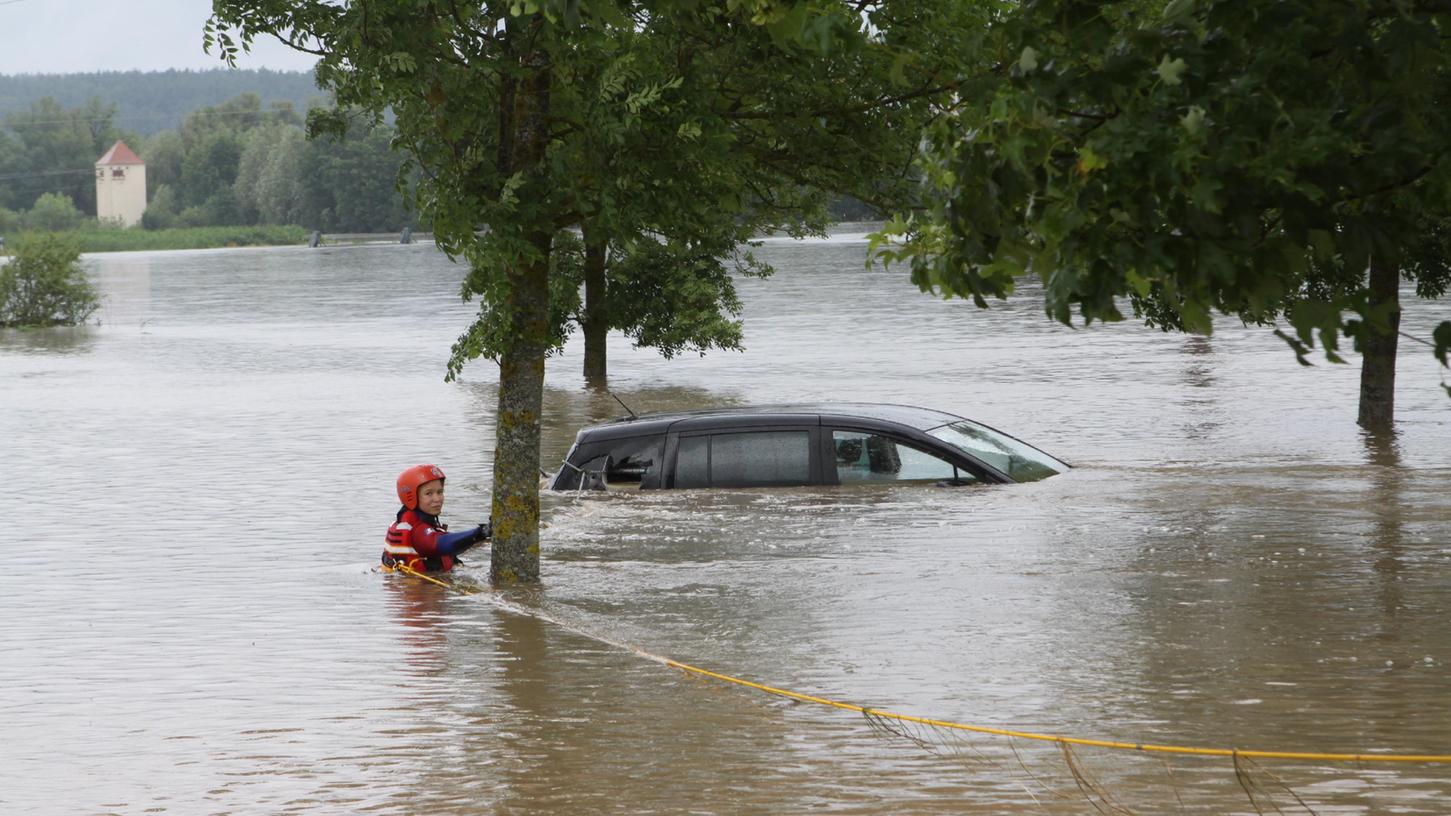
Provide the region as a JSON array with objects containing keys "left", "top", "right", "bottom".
[{"left": 381, "top": 509, "right": 457, "bottom": 573}]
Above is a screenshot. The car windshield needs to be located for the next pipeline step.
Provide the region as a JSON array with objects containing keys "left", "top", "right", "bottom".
[{"left": 926, "top": 420, "right": 1066, "bottom": 482}]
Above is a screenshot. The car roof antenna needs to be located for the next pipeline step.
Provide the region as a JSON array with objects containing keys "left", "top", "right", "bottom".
[{"left": 610, "top": 391, "right": 638, "bottom": 420}]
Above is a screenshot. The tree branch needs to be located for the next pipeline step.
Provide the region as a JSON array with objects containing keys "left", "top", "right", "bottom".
[{"left": 720, "top": 80, "right": 958, "bottom": 121}]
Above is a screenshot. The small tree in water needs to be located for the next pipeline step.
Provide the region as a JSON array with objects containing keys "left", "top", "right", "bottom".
[
  {"left": 875, "top": 0, "right": 1451, "bottom": 427},
  {"left": 0, "top": 235, "right": 100, "bottom": 327}
]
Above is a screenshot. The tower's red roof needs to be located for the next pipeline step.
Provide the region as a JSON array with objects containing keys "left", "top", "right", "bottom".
[{"left": 96, "top": 140, "right": 144, "bottom": 166}]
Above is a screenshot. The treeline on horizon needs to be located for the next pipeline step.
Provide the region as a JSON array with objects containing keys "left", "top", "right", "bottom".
[
  {"left": 0, "top": 91, "right": 416, "bottom": 235},
  {"left": 0, "top": 69, "right": 323, "bottom": 136},
  {"left": 0, "top": 69, "right": 876, "bottom": 239}
]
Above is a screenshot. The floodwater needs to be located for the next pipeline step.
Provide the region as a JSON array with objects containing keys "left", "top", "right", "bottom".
[{"left": 3, "top": 227, "right": 1450, "bottom": 815}]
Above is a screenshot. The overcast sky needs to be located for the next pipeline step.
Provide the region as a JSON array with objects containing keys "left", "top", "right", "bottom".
[{"left": 0, "top": 0, "right": 318, "bottom": 74}]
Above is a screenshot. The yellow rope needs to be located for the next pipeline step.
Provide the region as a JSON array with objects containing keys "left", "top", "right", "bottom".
[
  {"left": 392, "top": 562, "right": 460, "bottom": 590},
  {"left": 391, "top": 566, "right": 1451, "bottom": 765},
  {"left": 659, "top": 659, "right": 1451, "bottom": 764}
]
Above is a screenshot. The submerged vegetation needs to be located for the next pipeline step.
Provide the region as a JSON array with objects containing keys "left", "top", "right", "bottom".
[{"left": 0, "top": 233, "right": 99, "bottom": 327}]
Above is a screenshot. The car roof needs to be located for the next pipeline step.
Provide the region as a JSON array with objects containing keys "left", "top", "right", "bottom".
[{"left": 573, "top": 402, "right": 968, "bottom": 441}]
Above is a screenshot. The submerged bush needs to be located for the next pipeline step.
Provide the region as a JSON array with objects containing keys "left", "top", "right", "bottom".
[{"left": 0, "top": 234, "right": 100, "bottom": 327}]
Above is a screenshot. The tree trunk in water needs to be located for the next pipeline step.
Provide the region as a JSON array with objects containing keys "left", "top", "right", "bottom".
[
  {"left": 581, "top": 234, "right": 608, "bottom": 385},
  {"left": 489, "top": 30, "right": 551, "bottom": 585},
  {"left": 1357, "top": 260, "right": 1401, "bottom": 431},
  {"left": 490, "top": 245, "right": 549, "bottom": 584}
]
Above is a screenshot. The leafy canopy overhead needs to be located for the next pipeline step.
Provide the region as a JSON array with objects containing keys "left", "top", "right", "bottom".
[
  {"left": 210, "top": 0, "right": 968, "bottom": 376},
  {"left": 875, "top": 0, "right": 1451, "bottom": 374},
  {"left": 204, "top": 0, "right": 972, "bottom": 582}
]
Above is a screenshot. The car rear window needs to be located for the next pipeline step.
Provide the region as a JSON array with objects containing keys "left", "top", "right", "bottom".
[{"left": 674, "top": 430, "right": 811, "bottom": 488}]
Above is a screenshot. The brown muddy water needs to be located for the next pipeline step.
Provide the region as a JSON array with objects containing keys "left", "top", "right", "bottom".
[{"left": 3, "top": 227, "right": 1450, "bottom": 815}]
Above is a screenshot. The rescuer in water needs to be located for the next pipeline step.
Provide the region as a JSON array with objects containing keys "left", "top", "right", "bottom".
[{"left": 382, "top": 464, "right": 491, "bottom": 573}]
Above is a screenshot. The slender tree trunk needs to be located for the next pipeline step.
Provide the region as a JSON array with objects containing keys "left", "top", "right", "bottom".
[
  {"left": 490, "top": 28, "right": 551, "bottom": 585},
  {"left": 581, "top": 231, "right": 608, "bottom": 385},
  {"left": 1357, "top": 259, "right": 1401, "bottom": 431},
  {"left": 491, "top": 242, "right": 549, "bottom": 584}
]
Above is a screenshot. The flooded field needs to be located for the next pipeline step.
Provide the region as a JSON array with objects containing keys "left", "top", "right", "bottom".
[{"left": 4, "top": 228, "right": 1450, "bottom": 814}]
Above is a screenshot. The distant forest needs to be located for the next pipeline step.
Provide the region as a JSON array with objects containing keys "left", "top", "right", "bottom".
[
  {"left": 0, "top": 69, "right": 324, "bottom": 136},
  {"left": 1, "top": 88, "right": 415, "bottom": 235},
  {"left": 0, "top": 69, "right": 875, "bottom": 237}
]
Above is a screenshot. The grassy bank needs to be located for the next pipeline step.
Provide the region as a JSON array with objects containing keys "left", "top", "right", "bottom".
[{"left": 4, "top": 225, "right": 310, "bottom": 254}]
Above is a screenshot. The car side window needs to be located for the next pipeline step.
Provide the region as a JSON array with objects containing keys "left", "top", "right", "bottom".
[
  {"left": 674, "top": 435, "right": 710, "bottom": 489},
  {"left": 832, "top": 430, "right": 975, "bottom": 484},
  {"left": 674, "top": 430, "right": 811, "bottom": 488}
]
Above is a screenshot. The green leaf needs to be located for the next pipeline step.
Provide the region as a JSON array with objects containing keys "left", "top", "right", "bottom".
[
  {"left": 387, "top": 52, "right": 417, "bottom": 73},
  {"left": 1434, "top": 320, "right": 1451, "bottom": 366},
  {"left": 1018, "top": 46, "right": 1039, "bottom": 73},
  {"left": 889, "top": 50, "right": 913, "bottom": 86},
  {"left": 1124, "top": 267, "right": 1152, "bottom": 297},
  {"left": 1180, "top": 105, "right": 1205, "bottom": 134},
  {"left": 1162, "top": 0, "right": 1198, "bottom": 24},
  {"left": 1077, "top": 145, "right": 1107, "bottom": 174},
  {"left": 1157, "top": 56, "right": 1188, "bottom": 86},
  {"left": 1189, "top": 176, "right": 1223, "bottom": 214},
  {"left": 766, "top": 3, "right": 811, "bottom": 47},
  {"left": 1274, "top": 329, "right": 1314, "bottom": 366}
]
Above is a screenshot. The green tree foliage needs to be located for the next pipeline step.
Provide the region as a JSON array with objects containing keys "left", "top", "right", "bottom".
[
  {"left": 178, "top": 92, "right": 301, "bottom": 150},
  {"left": 229, "top": 116, "right": 416, "bottom": 232},
  {"left": 0, "top": 88, "right": 416, "bottom": 234},
  {"left": 140, "top": 184, "right": 181, "bottom": 230},
  {"left": 139, "top": 130, "right": 185, "bottom": 198},
  {"left": 1, "top": 97, "right": 136, "bottom": 214},
  {"left": 173, "top": 94, "right": 298, "bottom": 221},
  {"left": 547, "top": 4, "right": 970, "bottom": 381},
  {"left": 179, "top": 130, "right": 244, "bottom": 210},
  {"left": 25, "top": 192, "right": 84, "bottom": 232},
  {"left": 875, "top": 0, "right": 1451, "bottom": 423},
  {"left": 0, "top": 233, "right": 99, "bottom": 327},
  {"left": 0, "top": 129, "right": 22, "bottom": 210},
  {"left": 297, "top": 123, "right": 415, "bottom": 233},
  {"left": 235, "top": 125, "right": 314, "bottom": 227},
  {"left": 207, "top": 0, "right": 941, "bottom": 583},
  {"left": 598, "top": 237, "right": 757, "bottom": 359}
]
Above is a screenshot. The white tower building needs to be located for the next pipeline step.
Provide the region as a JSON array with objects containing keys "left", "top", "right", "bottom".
[{"left": 95, "top": 141, "right": 147, "bottom": 227}]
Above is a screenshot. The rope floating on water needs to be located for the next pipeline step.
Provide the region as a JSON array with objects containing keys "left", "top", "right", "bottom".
[
  {"left": 393, "top": 565, "right": 1451, "bottom": 765},
  {"left": 659, "top": 659, "right": 1451, "bottom": 764}
]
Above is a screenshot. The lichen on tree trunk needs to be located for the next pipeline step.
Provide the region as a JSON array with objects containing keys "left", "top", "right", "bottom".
[
  {"left": 1358, "top": 260, "right": 1401, "bottom": 431},
  {"left": 489, "top": 33, "right": 551, "bottom": 585},
  {"left": 490, "top": 249, "right": 549, "bottom": 584}
]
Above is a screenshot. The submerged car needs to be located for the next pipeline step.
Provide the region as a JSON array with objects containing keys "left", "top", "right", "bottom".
[{"left": 549, "top": 403, "right": 1068, "bottom": 490}]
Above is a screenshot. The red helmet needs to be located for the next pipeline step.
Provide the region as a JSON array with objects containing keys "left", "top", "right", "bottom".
[{"left": 397, "top": 464, "right": 445, "bottom": 509}]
